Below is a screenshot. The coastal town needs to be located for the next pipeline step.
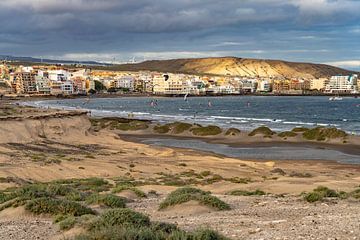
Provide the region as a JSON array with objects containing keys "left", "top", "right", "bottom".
[{"left": 0, "top": 62, "right": 359, "bottom": 96}]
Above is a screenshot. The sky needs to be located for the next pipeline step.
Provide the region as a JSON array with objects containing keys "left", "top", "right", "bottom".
[{"left": 0, "top": 0, "right": 359, "bottom": 70}]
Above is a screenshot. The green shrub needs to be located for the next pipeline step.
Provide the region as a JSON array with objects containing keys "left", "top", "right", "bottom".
[
  {"left": 278, "top": 131, "right": 297, "bottom": 138},
  {"left": 227, "top": 189, "right": 266, "bottom": 196},
  {"left": 349, "top": 188, "right": 360, "bottom": 199},
  {"left": 86, "top": 194, "right": 127, "bottom": 208},
  {"left": 59, "top": 216, "right": 76, "bottom": 230},
  {"left": 159, "top": 187, "right": 230, "bottom": 211},
  {"left": 110, "top": 121, "right": 149, "bottom": 131},
  {"left": 191, "top": 126, "right": 222, "bottom": 136},
  {"left": 169, "top": 122, "right": 193, "bottom": 134},
  {"left": 192, "top": 228, "right": 229, "bottom": 240},
  {"left": 292, "top": 127, "right": 309, "bottom": 132},
  {"left": 225, "top": 128, "right": 241, "bottom": 136},
  {"left": 153, "top": 125, "right": 171, "bottom": 134},
  {"left": 111, "top": 185, "right": 146, "bottom": 198},
  {"left": 25, "top": 197, "right": 95, "bottom": 216},
  {"left": 303, "top": 186, "right": 341, "bottom": 202},
  {"left": 248, "top": 126, "right": 275, "bottom": 137},
  {"left": 303, "top": 127, "right": 347, "bottom": 141},
  {"left": 94, "top": 208, "right": 150, "bottom": 229}
]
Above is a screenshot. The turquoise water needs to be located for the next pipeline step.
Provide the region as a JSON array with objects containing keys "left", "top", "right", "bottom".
[{"left": 29, "top": 96, "right": 360, "bottom": 134}]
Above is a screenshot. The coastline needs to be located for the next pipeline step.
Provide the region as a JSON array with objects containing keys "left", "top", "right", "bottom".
[{"left": 0, "top": 101, "right": 360, "bottom": 239}]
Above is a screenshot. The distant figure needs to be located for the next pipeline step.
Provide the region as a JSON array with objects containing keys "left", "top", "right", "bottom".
[
  {"left": 247, "top": 101, "right": 251, "bottom": 107},
  {"left": 208, "top": 100, "right": 212, "bottom": 108},
  {"left": 0, "top": 94, "right": 3, "bottom": 100}
]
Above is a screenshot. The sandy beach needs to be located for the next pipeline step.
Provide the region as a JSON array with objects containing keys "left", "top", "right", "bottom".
[{"left": 0, "top": 101, "right": 359, "bottom": 240}]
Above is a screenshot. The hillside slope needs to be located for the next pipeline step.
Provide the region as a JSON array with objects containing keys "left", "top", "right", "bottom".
[{"left": 108, "top": 57, "right": 355, "bottom": 78}]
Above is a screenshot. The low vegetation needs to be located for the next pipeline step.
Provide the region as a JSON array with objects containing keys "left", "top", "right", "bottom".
[
  {"left": 291, "top": 127, "right": 309, "bottom": 132},
  {"left": 168, "top": 122, "right": 193, "bottom": 134},
  {"left": 248, "top": 126, "right": 275, "bottom": 137},
  {"left": 25, "top": 197, "right": 95, "bottom": 216},
  {"left": 153, "top": 125, "right": 171, "bottom": 134},
  {"left": 278, "top": 131, "right": 297, "bottom": 138},
  {"left": 225, "top": 128, "right": 241, "bottom": 136},
  {"left": 191, "top": 125, "right": 222, "bottom": 136},
  {"left": 0, "top": 177, "right": 229, "bottom": 240},
  {"left": 85, "top": 194, "right": 127, "bottom": 208},
  {"left": 159, "top": 187, "right": 230, "bottom": 210},
  {"left": 302, "top": 127, "right": 347, "bottom": 141},
  {"left": 111, "top": 185, "right": 147, "bottom": 198},
  {"left": 91, "top": 118, "right": 150, "bottom": 131},
  {"left": 303, "top": 186, "right": 346, "bottom": 203},
  {"left": 227, "top": 189, "right": 266, "bottom": 196}
]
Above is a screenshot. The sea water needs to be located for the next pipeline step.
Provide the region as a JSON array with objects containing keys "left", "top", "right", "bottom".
[{"left": 28, "top": 96, "right": 360, "bottom": 135}]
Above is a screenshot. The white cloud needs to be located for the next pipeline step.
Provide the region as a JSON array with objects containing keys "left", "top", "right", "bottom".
[{"left": 325, "top": 60, "right": 360, "bottom": 68}]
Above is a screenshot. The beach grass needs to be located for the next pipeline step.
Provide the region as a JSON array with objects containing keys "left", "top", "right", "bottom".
[
  {"left": 159, "top": 187, "right": 230, "bottom": 210},
  {"left": 191, "top": 125, "right": 222, "bottom": 136}
]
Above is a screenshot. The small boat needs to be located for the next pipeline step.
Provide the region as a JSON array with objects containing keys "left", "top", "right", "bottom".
[{"left": 329, "top": 96, "right": 343, "bottom": 101}]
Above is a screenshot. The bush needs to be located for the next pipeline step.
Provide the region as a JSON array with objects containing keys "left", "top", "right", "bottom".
[
  {"left": 227, "top": 189, "right": 266, "bottom": 196},
  {"left": 303, "top": 127, "right": 347, "bottom": 141},
  {"left": 59, "top": 216, "right": 76, "bottom": 230},
  {"left": 93, "top": 208, "right": 150, "bottom": 229},
  {"left": 225, "top": 128, "right": 241, "bottom": 136},
  {"left": 349, "top": 188, "right": 360, "bottom": 199},
  {"left": 169, "top": 122, "right": 193, "bottom": 134},
  {"left": 248, "top": 126, "right": 275, "bottom": 137},
  {"left": 292, "top": 127, "right": 309, "bottom": 132},
  {"left": 191, "top": 126, "right": 222, "bottom": 136},
  {"left": 278, "top": 131, "right": 297, "bottom": 138},
  {"left": 303, "top": 186, "right": 341, "bottom": 202},
  {"left": 25, "top": 197, "right": 95, "bottom": 216},
  {"left": 159, "top": 187, "right": 230, "bottom": 211},
  {"left": 192, "top": 228, "right": 229, "bottom": 240},
  {"left": 86, "top": 194, "right": 127, "bottom": 208},
  {"left": 111, "top": 185, "right": 146, "bottom": 198},
  {"left": 153, "top": 125, "right": 171, "bottom": 134}
]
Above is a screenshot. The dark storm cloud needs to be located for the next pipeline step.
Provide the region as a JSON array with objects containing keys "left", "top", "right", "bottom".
[{"left": 0, "top": 0, "right": 359, "bottom": 68}]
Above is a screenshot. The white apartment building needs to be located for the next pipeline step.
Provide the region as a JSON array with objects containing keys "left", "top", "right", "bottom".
[
  {"left": 35, "top": 76, "right": 51, "bottom": 94},
  {"left": 257, "top": 80, "right": 271, "bottom": 92},
  {"left": 61, "top": 81, "right": 74, "bottom": 94},
  {"left": 115, "top": 76, "right": 135, "bottom": 90},
  {"left": 325, "top": 75, "right": 358, "bottom": 93},
  {"left": 48, "top": 70, "right": 70, "bottom": 82}
]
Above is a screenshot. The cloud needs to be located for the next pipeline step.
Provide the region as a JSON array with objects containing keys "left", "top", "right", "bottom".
[
  {"left": 325, "top": 60, "right": 360, "bottom": 68},
  {"left": 0, "top": 0, "right": 359, "bottom": 64}
]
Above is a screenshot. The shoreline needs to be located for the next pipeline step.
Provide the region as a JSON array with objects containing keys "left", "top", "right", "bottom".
[{"left": 119, "top": 133, "right": 360, "bottom": 166}]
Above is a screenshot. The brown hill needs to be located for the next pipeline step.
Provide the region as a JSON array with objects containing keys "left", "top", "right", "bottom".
[{"left": 107, "top": 57, "right": 356, "bottom": 79}]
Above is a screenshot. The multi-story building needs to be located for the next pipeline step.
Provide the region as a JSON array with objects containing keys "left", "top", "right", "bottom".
[
  {"left": 115, "top": 76, "right": 135, "bottom": 90},
  {"left": 61, "top": 81, "right": 74, "bottom": 95},
  {"left": 325, "top": 75, "right": 358, "bottom": 94},
  {"left": 310, "top": 78, "right": 329, "bottom": 91},
  {"left": 35, "top": 76, "right": 51, "bottom": 94},
  {"left": 13, "top": 72, "right": 37, "bottom": 94},
  {"left": 257, "top": 80, "right": 271, "bottom": 92}
]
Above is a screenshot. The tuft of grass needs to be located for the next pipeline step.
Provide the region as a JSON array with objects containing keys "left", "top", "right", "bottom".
[
  {"left": 153, "top": 125, "right": 171, "bottom": 134},
  {"left": 92, "top": 208, "right": 151, "bottom": 229},
  {"left": 109, "top": 120, "right": 149, "bottom": 131},
  {"left": 191, "top": 125, "right": 222, "bottom": 136},
  {"left": 227, "top": 189, "right": 266, "bottom": 196},
  {"left": 292, "top": 127, "right": 309, "bottom": 132},
  {"left": 302, "top": 127, "right": 347, "bottom": 141},
  {"left": 159, "top": 187, "right": 230, "bottom": 211},
  {"left": 168, "top": 122, "right": 193, "bottom": 134},
  {"left": 25, "top": 197, "right": 95, "bottom": 216},
  {"left": 111, "top": 185, "right": 146, "bottom": 198},
  {"left": 248, "top": 126, "right": 275, "bottom": 137},
  {"left": 349, "top": 188, "right": 360, "bottom": 199},
  {"left": 59, "top": 216, "right": 76, "bottom": 230},
  {"left": 303, "top": 186, "right": 342, "bottom": 203},
  {"left": 85, "top": 194, "right": 127, "bottom": 208},
  {"left": 278, "top": 131, "right": 297, "bottom": 138},
  {"left": 225, "top": 128, "right": 241, "bottom": 136}
]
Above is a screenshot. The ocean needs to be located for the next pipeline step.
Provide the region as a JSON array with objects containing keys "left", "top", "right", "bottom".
[{"left": 28, "top": 96, "right": 360, "bottom": 135}]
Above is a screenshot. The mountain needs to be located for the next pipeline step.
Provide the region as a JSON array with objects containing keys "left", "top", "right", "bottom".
[
  {"left": 110, "top": 57, "right": 356, "bottom": 79},
  {"left": 0, "top": 55, "right": 109, "bottom": 66}
]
